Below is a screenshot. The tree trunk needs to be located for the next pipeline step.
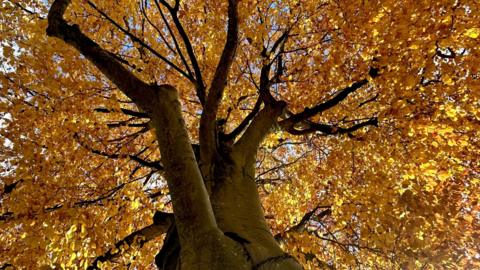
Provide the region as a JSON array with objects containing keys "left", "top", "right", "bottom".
[{"left": 155, "top": 142, "right": 303, "bottom": 270}]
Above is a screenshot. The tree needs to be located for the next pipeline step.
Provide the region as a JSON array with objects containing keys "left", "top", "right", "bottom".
[{"left": 0, "top": 0, "right": 479, "bottom": 269}]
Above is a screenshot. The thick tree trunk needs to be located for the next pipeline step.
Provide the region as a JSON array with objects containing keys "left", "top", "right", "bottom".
[
  {"left": 154, "top": 101, "right": 303, "bottom": 269},
  {"left": 210, "top": 150, "right": 303, "bottom": 270},
  {"left": 149, "top": 87, "right": 251, "bottom": 270},
  {"left": 156, "top": 145, "right": 303, "bottom": 270}
]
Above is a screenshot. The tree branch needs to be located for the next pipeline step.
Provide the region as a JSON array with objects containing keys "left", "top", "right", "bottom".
[
  {"left": 256, "top": 29, "right": 291, "bottom": 105},
  {"left": 106, "top": 119, "right": 150, "bottom": 129},
  {"left": 47, "top": 0, "right": 157, "bottom": 113},
  {"left": 149, "top": 85, "right": 220, "bottom": 251},
  {"left": 259, "top": 63, "right": 277, "bottom": 105},
  {"left": 358, "top": 93, "right": 379, "bottom": 108},
  {"left": 9, "top": 0, "right": 46, "bottom": 19},
  {"left": 224, "top": 96, "right": 263, "bottom": 141},
  {"left": 88, "top": 211, "right": 174, "bottom": 270},
  {"left": 233, "top": 101, "right": 286, "bottom": 163},
  {"left": 285, "top": 117, "right": 378, "bottom": 136},
  {"left": 279, "top": 79, "right": 368, "bottom": 129},
  {"left": 275, "top": 206, "right": 331, "bottom": 241},
  {"left": 139, "top": 1, "right": 177, "bottom": 56},
  {"left": 86, "top": 1, "right": 193, "bottom": 81},
  {"left": 199, "top": 0, "right": 239, "bottom": 191},
  {"left": 0, "top": 263, "right": 14, "bottom": 270},
  {"left": 1, "top": 179, "right": 23, "bottom": 196},
  {"left": 148, "top": 0, "right": 194, "bottom": 79},
  {"left": 74, "top": 133, "right": 164, "bottom": 170},
  {"left": 94, "top": 107, "right": 149, "bottom": 119},
  {"left": 70, "top": 183, "right": 126, "bottom": 208},
  {"left": 0, "top": 212, "right": 13, "bottom": 222},
  {"left": 154, "top": 0, "right": 206, "bottom": 103},
  {"left": 256, "top": 150, "right": 311, "bottom": 180},
  {"left": 204, "top": 0, "right": 239, "bottom": 115},
  {"left": 277, "top": 68, "right": 379, "bottom": 135},
  {"left": 3, "top": 182, "right": 130, "bottom": 222}
]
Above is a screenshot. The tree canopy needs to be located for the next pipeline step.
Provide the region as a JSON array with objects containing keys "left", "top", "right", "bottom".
[{"left": 0, "top": 0, "right": 479, "bottom": 269}]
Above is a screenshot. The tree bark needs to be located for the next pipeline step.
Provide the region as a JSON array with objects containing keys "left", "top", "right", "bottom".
[{"left": 156, "top": 102, "right": 302, "bottom": 270}]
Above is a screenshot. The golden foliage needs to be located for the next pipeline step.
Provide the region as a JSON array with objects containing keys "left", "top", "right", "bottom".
[{"left": 0, "top": 0, "right": 479, "bottom": 269}]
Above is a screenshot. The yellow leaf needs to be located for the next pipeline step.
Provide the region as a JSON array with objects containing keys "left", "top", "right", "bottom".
[
  {"left": 372, "top": 11, "right": 385, "bottom": 23},
  {"left": 464, "top": 28, "right": 480, "bottom": 39},
  {"left": 443, "top": 75, "right": 454, "bottom": 86},
  {"left": 80, "top": 223, "right": 87, "bottom": 238},
  {"left": 438, "top": 170, "right": 451, "bottom": 181},
  {"left": 420, "top": 162, "right": 437, "bottom": 177},
  {"left": 402, "top": 173, "right": 415, "bottom": 180},
  {"left": 464, "top": 215, "right": 473, "bottom": 223},
  {"left": 66, "top": 224, "right": 77, "bottom": 240},
  {"left": 68, "top": 252, "right": 77, "bottom": 266},
  {"left": 441, "top": 15, "right": 452, "bottom": 25},
  {"left": 445, "top": 106, "right": 456, "bottom": 118},
  {"left": 335, "top": 198, "right": 343, "bottom": 207},
  {"left": 131, "top": 198, "right": 141, "bottom": 210}
]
